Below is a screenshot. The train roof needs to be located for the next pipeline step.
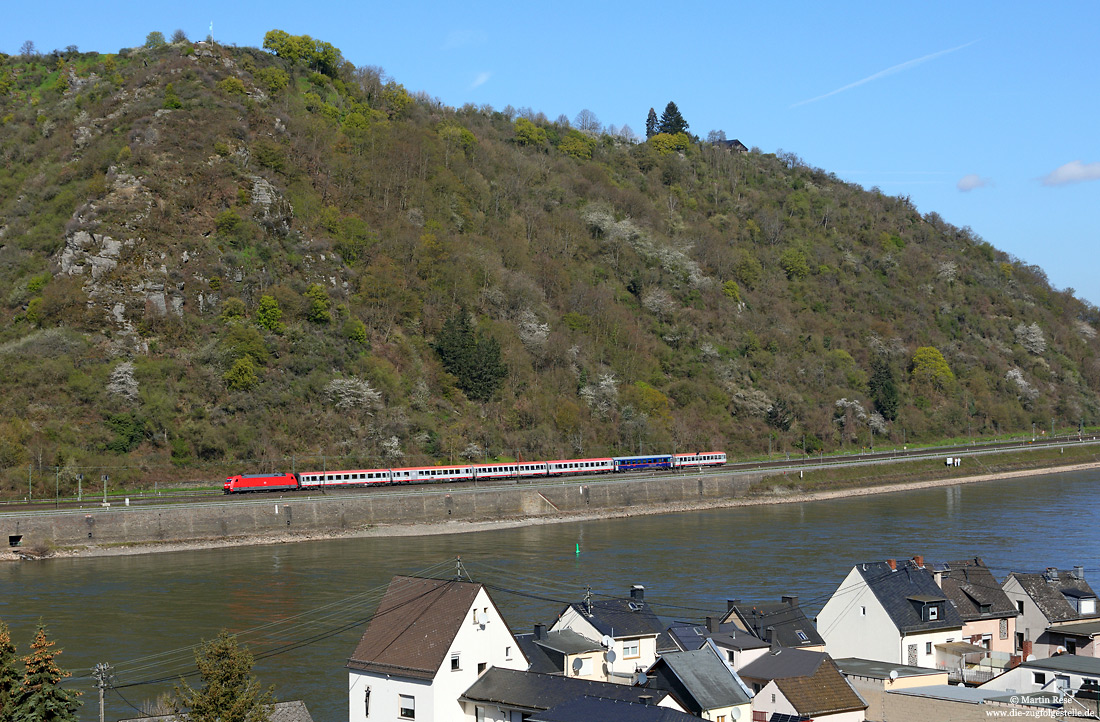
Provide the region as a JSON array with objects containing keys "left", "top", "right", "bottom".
[
  {"left": 234, "top": 472, "right": 292, "bottom": 479},
  {"left": 297, "top": 467, "right": 391, "bottom": 475},
  {"left": 544, "top": 457, "right": 613, "bottom": 464}
]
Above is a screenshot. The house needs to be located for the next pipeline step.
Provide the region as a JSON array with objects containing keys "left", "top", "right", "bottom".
[
  {"left": 816, "top": 557, "right": 964, "bottom": 667},
  {"left": 528, "top": 695, "right": 703, "bottom": 722},
  {"left": 346, "top": 575, "right": 527, "bottom": 722},
  {"left": 1043, "top": 619, "right": 1100, "bottom": 658},
  {"left": 738, "top": 648, "right": 867, "bottom": 722},
  {"left": 549, "top": 585, "right": 666, "bottom": 683},
  {"left": 644, "top": 641, "right": 753, "bottom": 721},
  {"left": 979, "top": 654, "right": 1100, "bottom": 716},
  {"left": 665, "top": 619, "right": 771, "bottom": 671},
  {"left": 459, "top": 667, "right": 685, "bottom": 721},
  {"left": 513, "top": 623, "right": 605, "bottom": 676},
  {"left": 723, "top": 596, "right": 826, "bottom": 651},
  {"left": 119, "top": 701, "right": 314, "bottom": 722},
  {"left": 932, "top": 558, "right": 1018, "bottom": 656},
  {"left": 713, "top": 138, "right": 749, "bottom": 153},
  {"left": 1003, "top": 566, "right": 1100, "bottom": 658}
]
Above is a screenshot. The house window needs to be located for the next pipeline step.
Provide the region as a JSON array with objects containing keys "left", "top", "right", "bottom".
[
  {"left": 478, "top": 662, "right": 486, "bottom": 674},
  {"left": 861, "top": 606, "right": 867, "bottom": 617},
  {"left": 473, "top": 609, "right": 479, "bottom": 624},
  {"left": 753, "top": 713, "right": 767, "bottom": 722},
  {"left": 505, "top": 645, "right": 512, "bottom": 660},
  {"left": 982, "top": 634, "right": 992, "bottom": 650},
  {"left": 451, "top": 653, "right": 461, "bottom": 671},
  {"left": 925, "top": 642, "right": 932, "bottom": 655},
  {"left": 795, "top": 630, "right": 809, "bottom": 643},
  {"left": 1017, "top": 600, "right": 1025, "bottom": 614},
  {"left": 1001, "top": 618, "right": 1009, "bottom": 640},
  {"left": 364, "top": 687, "right": 370, "bottom": 718},
  {"left": 399, "top": 694, "right": 415, "bottom": 719},
  {"left": 1066, "top": 637, "right": 1078, "bottom": 655},
  {"left": 928, "top": 605, "right": 939, "bottom": 621},
  {"left": 1016, "top": 632, "right": 1024, "bottom": 652},
  {"left": 1033, "top": 672, "right": 1046, "bottom": 686},
  {"left": 623, "top": 640, "right": 640, "bottom": 658}
]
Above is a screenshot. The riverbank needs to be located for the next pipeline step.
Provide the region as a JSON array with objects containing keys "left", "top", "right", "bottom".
[{"left": 13, "top": 457, "right": 1098, "bottom": 562}]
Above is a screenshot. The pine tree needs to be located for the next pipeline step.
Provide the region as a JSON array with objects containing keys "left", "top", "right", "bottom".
[
  {"left": 658, "top": 101, "right": 689, "bottom": 135},
  {"left": 869, "top": 355, "right": 899, "bottom": 421},
  {"left": 645, "top": 107, "right": 658, "bottom": 139},
  {"left": 0, "top": 622, "right": 21, "bottom": 720},
  {"left": 433, "top": 311, "right": 507, "bottom": 402},
  {"left": 11, "top": 625, "right": 81, "bottom": 722},
  {"left": 173, "top": 631, "right": 273, "bottom": 722}
]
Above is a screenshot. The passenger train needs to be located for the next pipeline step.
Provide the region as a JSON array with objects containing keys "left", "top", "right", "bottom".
[{"left": 223, "top": 451, "right": 727, "bottom": 493}]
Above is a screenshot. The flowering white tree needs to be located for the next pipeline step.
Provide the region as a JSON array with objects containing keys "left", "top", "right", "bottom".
[
  {"left": 325, "top": 377, "right": 382, "bottom": 411},
  {"left": 580, "top": 372, "right": 619, "bottom": 418},
  {"left": 1014, "top": 322, "right": 1046, "bottom": 355},
  {"left": 107, "top": 361, "right": 139, "bottom": 402}
]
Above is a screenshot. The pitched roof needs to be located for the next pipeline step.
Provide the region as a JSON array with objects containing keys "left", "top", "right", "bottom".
[
  {"left": 646, "top": 646, "right": 751, "bottom": 712},
  {"left": 774, "top": 657, "right": 867, "bottom": 717},
  {"left": 938, "top": 558, "right": 1017, "bottom": 621},
  {"left": 119, "top": 701, "right": 314, "bottom": 722},
  {"left": 462, "top": 667, "right": 673, "bottom": 711},
  {"left": 856, "top": 560, "right": 964, "bottom": 633},
  {"left": 561, "top": 597, "right": 665, "bottom": 639},
  {"left": 529, "top": 696, "right": 700, "bottom": 722},
  {"left": 737, "top": 647, "right": 829, "bottom": 682},
  {"left": 1008, "top": 569, "right": 1100, "bottom": 623},
  {"left": 1022, "top": 655, "right": 1100, "bottom": 676},
  {"left": 722, "top": 598, "right": 826, "bottom": 648},
  {"left": 346, "top": 576, "right": 484, "bottom": 680},
  {"left": 514, "top": 629, "right": 602, "bottom": 675}
]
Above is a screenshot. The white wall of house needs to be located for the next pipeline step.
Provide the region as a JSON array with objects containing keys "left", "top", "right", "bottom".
[
  {"left": 751, "top": 680, "right": 864, "bottom": 722},
  {"left": 349, "top": 587, "right": 527, "bottom": 722},
  {"left": 981, "top": 665, "right": 1100, "bottom": 697},
  {"left": 900, "top": 627, "right": 964, "bottom": 669},
  {"left": 818, "top": 567, "right": 900, "bottom": 663},
  {"left": 1002, "top": 576, "right": 1047, "bottom": 656},
  {"left": 700, "top": 701, "right": 751, "bottom": 722},
  {"left": 552, "top": 606, "right": 659, "bottom": 683}
]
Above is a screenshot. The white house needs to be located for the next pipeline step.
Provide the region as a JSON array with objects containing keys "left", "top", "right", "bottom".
[
  {"left": 347, "top": 575, "right": 527, "bottom": 722},
  {"left": 816, "top": 557, "right": 964, "bottom": 667},
  {"left": 1002, "top": 566, "right": 1100, "bottom": 658},
  {"left": 549, "top": 584, "right": 665, "bottom": 683}
]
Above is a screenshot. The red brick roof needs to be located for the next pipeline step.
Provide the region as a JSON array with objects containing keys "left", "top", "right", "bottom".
[
  {"left": 347, "top": 576, "right": 483, "bottom": 680},
  {"left": 774, "top": 658, "right": 866, "bottom": 717}
]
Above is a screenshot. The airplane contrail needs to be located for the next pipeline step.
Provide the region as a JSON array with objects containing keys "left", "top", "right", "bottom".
[{"left": 790, "top": 40, "right": 978, "bottom": 108}]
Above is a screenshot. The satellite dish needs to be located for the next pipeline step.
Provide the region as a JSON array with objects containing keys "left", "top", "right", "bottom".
[
  {"left": 889, "top": 670, "right": 899, "bottom": 681},
  {"left": 601, "top": 635, "right": 614, "bottom": 649},
  {"left": 1026, "top": 654, "right": 1037, "bottom": 662},
  {"left": 572, "top": 658, "right": 584, "bottom": 674},
  {"left": 730, "top": 709, "right": 741, "bottom": 721},
  {"left": 605, "top": 649, "right": 617, "bottom": 663}
]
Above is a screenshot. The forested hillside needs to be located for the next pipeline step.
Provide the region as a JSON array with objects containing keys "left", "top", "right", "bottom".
[{"left": 1, "top": 33, "right": 1097, "bottom": 493}]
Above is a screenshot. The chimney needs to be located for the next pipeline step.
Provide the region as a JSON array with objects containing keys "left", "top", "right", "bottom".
[
  {"left": 887, "top": 559, "right": 897, "bottom": 571},
  {"left": 706, "top": 616, "right": 719, "bottom": 633},
  {"left": 1046, "top": 567, "right": 1059, "bottom": 582},
  {"left": 534, "top": 623, "right": 546, "bottom": 640},
  {"left": 1009, "top": 654, "right": 1022, "bottom": 669},
  {"left": 631, "top": 585, "right": 645, "bottom": 601},
  {"left": 913, "top": 555, "right": 924, "bottom": 568},
  {"left": 765, "top": 626, "right": 775, "bottom": 644},
  {"left": 781, "top": 595, "right": 799, "bottom": 607},
  {"left": 727, "top": 599, "right": 741, "bottom": 612},
  {"left": 1022, "top": 640, "right": 1033, "bottom": 660},
  {"left": 1075, "top": 566, "right": 1086, "bottom": 580}
]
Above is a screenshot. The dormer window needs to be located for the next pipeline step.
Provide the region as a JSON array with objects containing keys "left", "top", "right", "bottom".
[
  {"left": 928, "top": 605, "right": 939, "bottom": 621},
  {"left": 979, "top": 603, "right": 992, "bottom": 614}
]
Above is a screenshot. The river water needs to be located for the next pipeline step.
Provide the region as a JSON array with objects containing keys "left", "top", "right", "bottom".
[{"left": 2, "top": 468, "right": 1098, "bottom": 722}]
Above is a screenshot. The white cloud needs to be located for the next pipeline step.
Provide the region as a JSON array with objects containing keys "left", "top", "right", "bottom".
[
  {"left": 957, "top": 174, "right": 992, "bottom": 192},
  {"left": 470, "top": 72, "right": 491, "bottom": 89},
  {"left": 791, "top": 40, "right": 977, "bottom": 108},
  {"left": 1041, "top": 160, "right": 1100, "bottom": 187}
]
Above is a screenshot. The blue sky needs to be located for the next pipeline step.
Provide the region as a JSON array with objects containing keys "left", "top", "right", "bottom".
[{"left": 6, "top": 1, "right": 1099, "bottom": 305}]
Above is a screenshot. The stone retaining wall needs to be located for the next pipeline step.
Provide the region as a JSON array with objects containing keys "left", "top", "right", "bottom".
[{"left": 3, "top": 471, "right": 766, "bottom": 550}]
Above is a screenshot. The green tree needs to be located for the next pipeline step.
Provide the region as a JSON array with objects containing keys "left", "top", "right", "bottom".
[
  {"left": 256, "top": 295, "right": 285, "bottom": 334},
  {"left": 343, "top": 318, "right": 367, "bottom": 344},
  {"left": 145, "top": 31, "right": 166, "bottom": 49},
  {"left": 911, "top": 346, "right": 955, "bottom": 391},
  {"left": 220, "top": 297, "right": 247, "bottom": 323},
  {"left": 658, "top": 101, "right": 689, "bottom": 135},
  {"left": 171, "top": 29, "right": 189, "bottom": 44},
  {"left": 163, "top": 83, "right": 183, "bottom": 109},
  {"left": 172, "top": 631, "right": 273, "bottom": 722},
  {"left": 304, "top": 284, "right": 331, "bottom": 324},
  {"left": 779, "top": 248, "right": 810, "bottom": 280},
  {"left": 0, "top": 622, "right": 20, "bottom": 720},
  {"left": 722, "top": 280, "right": 741, "bottom": 303},
  {"left": 11, "top": 625, "right": 81, "bottom": 722},
  {"left": 433, "top": 312, "right": 507, "bottom": 402},
  {"left": 868, "top": 355, "right": 899, "bottom": 420},
  {"left": 217, "top": 77, "right": 247, "bottom": 96},
  {"left": 645, "top": 107, "right": 658, "bottom": 139},
  {"left": 224, "top": 356, "right": 259, "bottom": 391},
  {"left": 558, "top": 129, "right": 596, "bottom": 160},
  {"left": 513, "top": 117, "right": 547, "bottom": 147},
  {"left": 253, "top": 67, "right": 288, "bottom": 94}
]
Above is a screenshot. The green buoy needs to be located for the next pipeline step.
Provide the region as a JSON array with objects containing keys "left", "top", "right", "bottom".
[{"left": 575, "top": 542, "right": 580, "bottom": 556}]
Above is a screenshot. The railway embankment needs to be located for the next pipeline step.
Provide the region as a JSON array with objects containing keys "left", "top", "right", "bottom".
[{"left": 2, "top": 470, "right": 764, "bottom": 557}]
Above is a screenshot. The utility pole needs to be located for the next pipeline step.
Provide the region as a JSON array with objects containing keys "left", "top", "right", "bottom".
[
  {"left": 92, "top": 662, "right": 112, "bottom": 722},
  {"left": 102, "top": 474, "right": 109, "bottom": 504},
  {"left": 55, "top": 466, "right": 59, "bottom": 508},
  {"left": 77, "top": 473, "right": 83, "bottom": 501}
]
